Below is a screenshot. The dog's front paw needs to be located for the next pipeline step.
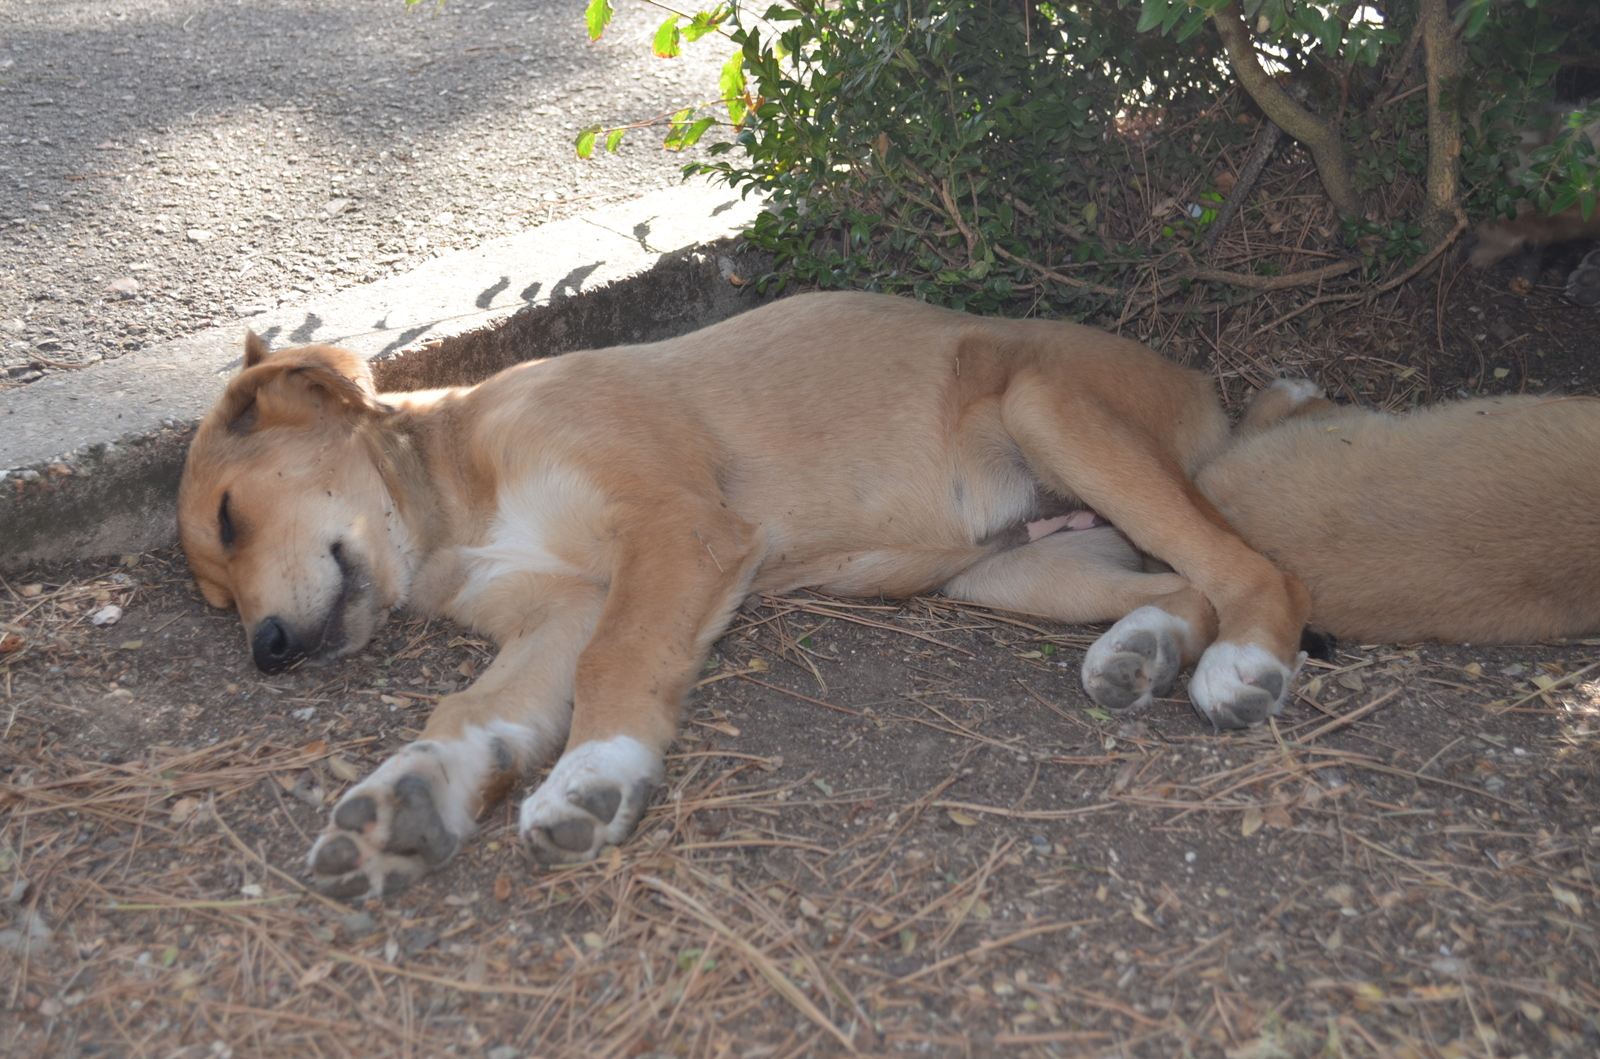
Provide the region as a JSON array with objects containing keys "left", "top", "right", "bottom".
[
  {"left": 519, "top": 736, "right": 661, "bottom": 865},
  {"left": 307, "top": 731, "right": 518, "bottom": 899},
  {"left": 1188, "top": 643, "right": 1304, "bottom": 729},
  {"left": 1082, "top": 606, "right": 1189, "bottom": 712}
]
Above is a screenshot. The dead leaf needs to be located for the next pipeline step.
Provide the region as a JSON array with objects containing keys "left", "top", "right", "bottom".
[
  {"left": 1241, "top": 806, "right": 1264, "bottom": 836},
  {"left": 302, "top": 740, "right": 329, "bottom": 758},
  {"left": 169, "top": 797, "right": 201, "bottom": 824},
  {"left": 494, "top": 874, "right": 511, "bottom": 902},
  {"left": 947, "top": 809, "right": 979, "bottom": 827},
  {"left": 1550, "top": 884, "right": 1583, "bottom": 916},
  {"left": 118, "top": 640, "right": 143, "bottom": 651},
  {"left": 19, "top": 584, "right": 43, "bottom": 597},
  {"left": 1262, "top": 804, "right": 1292, "bottom": 829},
  {"left": 0, "top": 634, "right": 23, "bottom": 654},
  {"left": 869, "top": 913, "right": 894, "bottom": 930},
  {"left": 297, "top": 962, "right": 333, "bottom": 988},
  {"left": 1337, "top": 671, "right": 1365, "bottom": 692},
  {"left": 326, "top": 756, "right": 360, "bottom": 783}
]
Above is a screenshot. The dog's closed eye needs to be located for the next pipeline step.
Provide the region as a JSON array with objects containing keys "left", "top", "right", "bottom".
[{"left": 219, "top": 492, "right": 237, "bottom": 549}]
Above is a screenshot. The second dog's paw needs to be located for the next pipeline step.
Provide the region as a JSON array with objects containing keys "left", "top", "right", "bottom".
[
  {"left": 306, "top": 730, "right": 518, "bottom": 899},
  {"left": 1189, "top": 643, "right": 1304, "bottom": 729},
  {"left": 519, "top": 736, "right": 661, "bottom": 865},
  {"left": 1082, "top": 606, "right": 1189, "bottom": 712}
]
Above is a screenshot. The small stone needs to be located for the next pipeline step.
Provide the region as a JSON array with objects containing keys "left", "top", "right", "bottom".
[
  {"left": 339, "top": 912, "right": 378, "bottom": 937},
  {"left": 104, "top": 277, "right": 140, "bottom": 296},
  {"left": 89, "top": 604, "right": 123, "bottom": 626},
  {"left": 30, "top": 203, "right": 52, "bottom": 213},
  {"left": 487, "top": 1047, "right": 520, "bottom": 1059},
  {"left": 185, "top": 229, "right": 216, "bottom": 243}
]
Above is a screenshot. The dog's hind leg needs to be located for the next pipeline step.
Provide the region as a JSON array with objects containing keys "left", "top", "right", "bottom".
[
  {"left": 1233, "top": 378, "right": 1330, "bottom": 439},
  {"left": 1000, "top": 377, "right": 1310, "bottom": 728},
  {"left": 306, "top": 575, "right": 603, "bottom": 899},
  {"left": 519, "top": 504, "right": 765, "bottom": 866},
  {"left": 942, "top": 526, "right": 1218, "bottom": 712}
]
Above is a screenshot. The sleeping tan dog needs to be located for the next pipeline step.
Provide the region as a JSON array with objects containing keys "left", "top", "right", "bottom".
[{"left": 179, "top": 291, "right": 1312, "bottom": 897}]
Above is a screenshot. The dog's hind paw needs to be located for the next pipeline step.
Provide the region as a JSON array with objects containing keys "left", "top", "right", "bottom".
[
  {"left": 519, "top": 736, "right": 661, "bottom": 865},
  {"left": 305, "top": 730, "right": 518, "bottom": 899},
  {"left": 1188, "top": 643, "right": 1305, "bottom": 729},
  {"left": 1082, "top": 606, "right": 1188, "bottom": 712}
]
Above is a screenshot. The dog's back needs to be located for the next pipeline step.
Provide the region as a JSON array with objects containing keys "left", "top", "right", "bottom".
[{"left": 1198, "top": 395, "right": 1600, "bottom": 643}]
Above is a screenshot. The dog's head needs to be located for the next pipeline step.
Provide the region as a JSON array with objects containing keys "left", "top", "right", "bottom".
[{"left": 179, "top": 333, "right": 411, "bottom": 672}]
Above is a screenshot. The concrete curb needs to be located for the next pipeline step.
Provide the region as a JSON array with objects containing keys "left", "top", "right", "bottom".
[{"left": 1, "top": 184, "right": 772, "bottom": 571}]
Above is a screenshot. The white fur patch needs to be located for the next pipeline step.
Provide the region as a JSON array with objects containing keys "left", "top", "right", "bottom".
[
  {"left": 1189, "top": 642, "right": 1305, "bottom": 727},
  {"left": 459, "top": 465, "right": 602, "bottom": 601},
  {"left": 1269, "top": 377, "right": 1323, "bottom": 405},
  {"left": 352, "top": 719, "right": 545, "bottom": 838},
  {"left": 1084, "top": 606, "right": 1192, "bottom": 671},
  {"left": 519, "top": 735, "right": 662, "bottom": 839},
  {"left": 1081, "top": 606, "right": 1193, "bottom": 711}
]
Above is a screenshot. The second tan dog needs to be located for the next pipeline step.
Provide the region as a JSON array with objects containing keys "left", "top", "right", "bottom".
[{"left": 1202, "top": 380, "right": 1600, "bottom": 643}]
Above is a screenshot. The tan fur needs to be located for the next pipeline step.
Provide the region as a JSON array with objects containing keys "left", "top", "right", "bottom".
[
  {"left": 180, "top": 293, "right": 1313, "bottom": 873},
  {"left": 1199, "top": 393, "right": 1600, "bottom": 643}
]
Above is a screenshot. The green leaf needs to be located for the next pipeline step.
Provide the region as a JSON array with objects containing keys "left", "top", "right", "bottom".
[
  {"left": 653, "top": 16, "right": 683, "bottom": 59},
  {"left": 679, "top": 116, "right": 717, "bottom": 149},
  {"left": 721, "top": 50, "right": 747, "bottom": 125},
  {"left": 663, "top": 107, "right": 695, "bottom": 149},
  {"left": 584, "top": 0, "right": 614, "bottom": 42},
  {"left": 605, "top": 128, "right": 626, "bottom": 153},
  {"left": 1136, "top": 0, "right": 1169, "bottom": 34},
  {"left": 574, "top": 124, "right": 602, "bottom": 159}
]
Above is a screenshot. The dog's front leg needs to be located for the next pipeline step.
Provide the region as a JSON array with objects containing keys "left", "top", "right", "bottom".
[
  {"left": 307, "top": 575, "right": 604, "bottom": 899},
  {"left": 519, "top": 512, "right": 762, "bottom": 865}
]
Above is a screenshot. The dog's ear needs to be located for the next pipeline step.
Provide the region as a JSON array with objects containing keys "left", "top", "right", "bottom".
[
  {"left": 216, "top": 340, "right": 384, "bottom": 435},
  {"left": 243, "top": 330, "right": 269, "bottom": 368}
]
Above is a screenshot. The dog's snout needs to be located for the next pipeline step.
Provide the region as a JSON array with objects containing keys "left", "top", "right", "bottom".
[{"left": 251, "top": 615, "right": 303, "bottom": 672}]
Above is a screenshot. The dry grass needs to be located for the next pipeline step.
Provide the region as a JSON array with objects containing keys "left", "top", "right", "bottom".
[{"left": 4, "top": 566, "right": 1600, "bottom": 1058}]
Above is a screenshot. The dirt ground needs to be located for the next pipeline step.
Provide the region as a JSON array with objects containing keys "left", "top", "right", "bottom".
[{"left": 4, "top": 254, "right": 1600, "bottom": 1059}]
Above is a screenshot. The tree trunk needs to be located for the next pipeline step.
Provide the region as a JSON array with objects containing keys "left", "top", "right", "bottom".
[
  {"left": 1210, "top": 2, "right": 1361, "bottom": 218},
  {"left": 1419, "top": 0, "right": 1465, "bottom": 246}
]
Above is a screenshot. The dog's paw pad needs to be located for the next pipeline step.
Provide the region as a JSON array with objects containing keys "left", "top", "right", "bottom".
[
  {"left": 1189, "top": 643, "right": 1302, "bottom": 729},
  {"left": 388, "top": 774, "right": 459, "bottom": 866},
  {"left": 520, "top": 740, "right": 661, "bottom": 866},
  {"left": 304, "top": 737, "right": 497, "bottom": 900},
  {"left": 1082, "top": 608, "right": 1188, "bottom": 713},
  {"left": 311, "top": 833, "right": 362, "bottom": 876}
]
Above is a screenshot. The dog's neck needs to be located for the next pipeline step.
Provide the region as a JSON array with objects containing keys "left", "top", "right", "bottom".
[{"left": 358, "top": 394, "right": 481, "bottom": 617}]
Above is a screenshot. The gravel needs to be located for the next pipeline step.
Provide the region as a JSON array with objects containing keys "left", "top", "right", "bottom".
[{"left": 0, "top": 0, "right": 732, "bottom": 383}]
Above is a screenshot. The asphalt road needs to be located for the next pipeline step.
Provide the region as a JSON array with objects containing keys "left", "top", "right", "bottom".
[{"left": 0, "top": 0, "right": 732, "bottom": 380}]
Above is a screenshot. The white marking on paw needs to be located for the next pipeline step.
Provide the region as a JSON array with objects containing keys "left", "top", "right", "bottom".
[
  {"left": 1189, "top": 643, "right": 1306, "bottom": 728},
  {"left": 1268, "top": 377, "right": 1323, "bottom": 404},
  {"left": 355, "top": 721, "right": 535, "bottom": 838},
  {"left": 519, "top": 735, "right": 662, "bottom": 849},
  {"left": 1082, "top": 606, "right": 1193, "bottom": 711},
  {"left": 307, "top": 720, "right": 548, "bottom": 897}
]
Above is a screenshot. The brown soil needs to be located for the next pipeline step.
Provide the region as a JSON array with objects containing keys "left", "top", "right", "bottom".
[{"left": 2, "top": 247, "right": 1600, "bottom": 1059}]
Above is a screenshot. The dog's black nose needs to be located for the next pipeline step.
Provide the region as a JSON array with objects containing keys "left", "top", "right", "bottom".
[{"left": 251, "top": 616, "right": 303, "bottom": 672}]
